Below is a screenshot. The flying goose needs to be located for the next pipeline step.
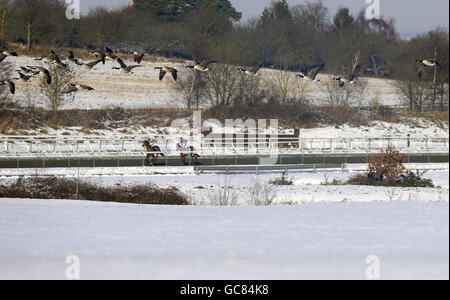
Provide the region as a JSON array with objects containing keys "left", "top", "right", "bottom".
[
  {"left": 15, "top": 72, "right": 34, "bottom": 82},
  {"left": 80, "top": 59, "right": 103, "bottom": 70},
  {"left": 0, "top": 80, "right": 15, "bottom": 95},
  {"left": 155, "top": 66, "right": 178, "bottom": 81},
  {"left": 28, "top": 66, "right": 52, "bottom": 85},
  {"left": 131, "top": 51, "right": 145, "bottom": 64},
  {"left": 2, "top": 50, "right": 18, "bottom": 57},
  {"left": 112, "top": 58, "right": 142, "bottom": 73},
  {"left": 64, "top": 83, "right": 95, "bottom": 94},
  {"left": 334, "top": 73, "right": 358, "bottom": 87},
  {"left": 90, "top": 50, "right": 106, "bottom": 64},
  {"left": 186, "top": 60, "right": 217, "bottom": 72},
  {"left": 35, "top": 51, "right": 60, "bottom": 64},
  {"left": 67, "top": 50, "right": 82, "bottom": 66},
  {"left": 105, "top": 47, "right": 118, "bottom": 61},
  {"left": 416, "top": 59, "right": 440, "bottom": 67},
  {"left": 297, "top": 63, "right": 325, "bottom": 82},
  {"left": 238, "top": 63, "right": 264, "bottom": 76},
  {"left": 17, "top": 66, "right": 38, "bottom": 75},
  {"left": 52, "top": 54, "right": 68, "bottom": 68}
]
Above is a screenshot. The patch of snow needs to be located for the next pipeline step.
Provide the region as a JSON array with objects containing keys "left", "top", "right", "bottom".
[{"left": 0, "top": 199, "right": 447, "bottom": 279}]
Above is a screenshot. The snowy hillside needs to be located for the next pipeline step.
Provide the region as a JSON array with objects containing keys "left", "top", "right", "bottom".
[{"left": 6, "top": 55, "right": 406, "bottom": 110}]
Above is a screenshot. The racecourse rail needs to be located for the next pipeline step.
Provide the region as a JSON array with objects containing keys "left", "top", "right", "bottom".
[{"left": 0, "top": 135, "right": 448, "bottom": 168}]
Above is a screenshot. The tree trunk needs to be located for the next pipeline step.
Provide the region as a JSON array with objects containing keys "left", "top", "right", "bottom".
[
  {"left": 0, "top": 2, "right": 7, "bottom": 47},
  {"left": 370, "top": 55, "right": 379, "bottom": 78},
  {"left": 26, "top": 22, "right": 32, "bottom": 50},
  {"left": 432, "top": 47, "right": 438, "bottom": 111}
]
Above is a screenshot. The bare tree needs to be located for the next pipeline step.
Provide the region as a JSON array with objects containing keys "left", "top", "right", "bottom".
[
  {"left": 268, "top": 49, "right": 297, "bottom": 104},
  {"left": 0, "top": 59, "right": 14, "bottom": 109},
  {"left": 203, "top": 63, "right": 239, "bottom": 107},
  {"left": 175, "top": 69, "right": 205, "bottom": 110},
  {"left": 292, "top": 0, "right": 328, "bottom": 39},
  {"left": 394, "top": 79, "right": 434, "bottom": 113},
  {"left": 39, "top": 65, "right": 76, "bottom": 112},
  {"left": 321, "top": 76, "right": 367, "bottom": 108}
]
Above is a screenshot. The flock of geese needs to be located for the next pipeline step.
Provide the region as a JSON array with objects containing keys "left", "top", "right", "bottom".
[
  {"left": 0, "top": 47, "right": 219, "bottom": 96},
  {"left": 0, "top": 46, "right": 442, "bottom": 97}
]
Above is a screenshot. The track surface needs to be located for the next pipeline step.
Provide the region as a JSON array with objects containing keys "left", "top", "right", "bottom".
[{"left": 0, "top": 153, "right": 448, "bottom": 169}]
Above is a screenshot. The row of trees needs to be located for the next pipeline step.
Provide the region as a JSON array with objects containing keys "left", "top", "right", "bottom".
[
  {"left": 0, "top": 0, "right": 448, "bottom": 112},
  {"left": 1, "top": 0, "right": 447, "bottom": 75}
]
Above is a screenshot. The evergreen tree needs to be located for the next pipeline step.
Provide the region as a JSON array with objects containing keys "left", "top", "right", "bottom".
[
  {"left": 333, "top": 7, "right": 354, "bottom": 38},
  {"left": 133, "top": 0, "right": 240, "bottom": 22},
  {"left": 258, "top": 0, "right": 292, "bottom": 27}
]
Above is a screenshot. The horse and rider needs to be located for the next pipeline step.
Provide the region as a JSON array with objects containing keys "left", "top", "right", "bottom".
[
  {"left": 141, "top": 139, "right": 165, "bottom": 166},
  {"left": 141, "top": 137, "right": 200, "bottom": 166},
  {"left": 177, "top": 137, "right": 201, "bottom": 165}
]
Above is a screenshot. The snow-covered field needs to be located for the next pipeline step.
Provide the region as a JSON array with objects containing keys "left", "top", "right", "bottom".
[
  {"left": 0, "top": 164, "right": 448, "bottom": 279},
  {"left": 6, "top": 55, "right": 406, "bottom": 110},
  {"left": 1, "top": 54, "right": 448, "bottom": 280},
  {"left": 0, "top": 164, "right": 448, "bottom": 205},
  {"left": 0, "top": 199, "right": 448, "bottom": 280}
]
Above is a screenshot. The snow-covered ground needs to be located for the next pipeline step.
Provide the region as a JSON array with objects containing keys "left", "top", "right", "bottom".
[
  {"left": 7, "top": 56, "right": 186, "bottom": 110},
  {"left": 0, "top": 164, "right": 448, "bottom": 205},
  {"left": 6, "top": 55, "right": 406, "bottom": 110},
  {"left": 1, "top": 119, "right": 448, "bottom": 155},
  {"left": 72, "top": 166, "right": 450, "bottom": 205},
  {"left": 0, "top": 199, "right": 448, "bottom": 280}
]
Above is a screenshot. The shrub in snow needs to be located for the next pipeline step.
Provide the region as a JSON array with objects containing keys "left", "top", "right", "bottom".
[
  {"left": 368, "top": 147, "right": 407, "bottom": 181},
  {"left": 249, "top": 177, "right": 276, "bottom": 206},
  {"left": 0, "top": 176, "right": 188, "bottom": 205}
]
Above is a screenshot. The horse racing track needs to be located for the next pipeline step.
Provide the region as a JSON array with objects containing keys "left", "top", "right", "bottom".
[{"left": 0, "top": 135, "right": 448, "bottom": 169}]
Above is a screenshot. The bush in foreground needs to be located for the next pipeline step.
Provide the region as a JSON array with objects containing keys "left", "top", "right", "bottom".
[
  {"left": 0, "top": 176, "right": 189, "bottom": 205},
  {"left": 323, "top": 147, "right": 435, "bottom": 188},
  {"left": 343, "top": 171, "right": 434, "bottom": 188}
]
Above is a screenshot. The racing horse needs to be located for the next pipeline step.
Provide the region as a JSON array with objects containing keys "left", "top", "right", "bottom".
[
  {"left": 142, "top": 139, "right": 165, "bottom": 166},
  {"left": 177, "top": 142, "right": 201, "bottom": 165}
]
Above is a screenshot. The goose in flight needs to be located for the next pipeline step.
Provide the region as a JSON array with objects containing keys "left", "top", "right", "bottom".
[
  {"left": 112, "top": 58, "right": 142, "bottom": 73},
  {"left": 416, "top": 59, "right": 440, "bottom": 67},
  {"left": 64, "top": 83, "right": 95, "bottom": 94},
  {"left": 2, "top": 49, "right": 18, "bottom": 57},
  {"left": 17, "top": 66, "right": 39, "bottom": 75},
  {"left": 36, "top": 50, "right": 60, "bottom": 63},
  {"left": 27, "top": 66, "right": 52, "bottom": 85},
  {"left": 67, "top": 50, "right": 82, "bottom": 66},
  {"left": 186, "top": 60, "right": 217, "bottom": 72},
  {"left": 297, "top": 63, "right": 325, "bottom": 82},
  {"left": 91, "top": 49, "right": 107, "bottom": 64},
  {"left": 80, "top": 59, "right": 104, "bottom": 70},
  {"left": 131, "top": 51, "right": 145, "bottom": 64},
  {"left": 155, "top": 66, "right": 178, "bottom": 81},
  {"left": 238, "top": 63, "right": 264, "bottom": 76},
  {"left": 334, "top": 73, "right": 358, "bottom": 87},
  {"left": 15, "top": 72, "right": 34, "bottom": 82},
  {"left": 105, "top": 47, "right": 118, "bottom": 61},
  {"left": 0, "top": 80, "right": 15, "bottom": 95}
]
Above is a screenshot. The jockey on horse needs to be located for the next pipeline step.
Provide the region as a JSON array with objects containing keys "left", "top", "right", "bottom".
[
  {"left": 177, "top": 137, "right": 200, "bottom": 165},
  {"left": 142, "top": 138, "right": 165, "bottom": 166}
]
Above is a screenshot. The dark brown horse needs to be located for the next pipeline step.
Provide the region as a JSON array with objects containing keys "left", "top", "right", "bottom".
[{"left": 142, "top": 139, "right": 165, "bottom": 166}]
